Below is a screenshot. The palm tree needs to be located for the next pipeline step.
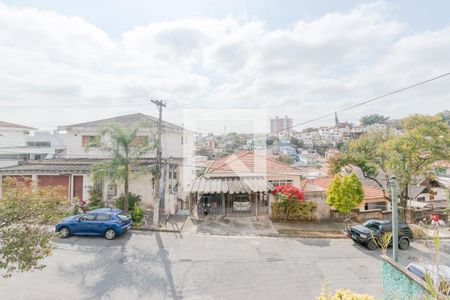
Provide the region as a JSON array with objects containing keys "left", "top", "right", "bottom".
[{"left": 91, "top": 123, "right": 154, "bottom": 213}]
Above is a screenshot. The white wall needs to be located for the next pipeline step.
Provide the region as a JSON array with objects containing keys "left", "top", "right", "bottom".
[
  {"left": 0, "top": 127, "right": 28, "bottom": 147},
  {"left": 59, "top": 127, "right": 193, "bottom": 159}
]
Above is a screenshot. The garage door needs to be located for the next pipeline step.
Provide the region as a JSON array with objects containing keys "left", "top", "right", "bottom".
[
  {"left": 38, "top": 175, "right": 69, "bottom": 197},
  {"left": 1, "top": 175, "right": 32, "bottom": 195}
]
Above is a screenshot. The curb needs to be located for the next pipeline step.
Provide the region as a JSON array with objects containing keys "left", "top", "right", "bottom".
[
  {"left": 130, "top": 227, "right": 180, "bottom": 233},
  {"left": 191, "top": 231, "right": 350, "bottom": 239}
]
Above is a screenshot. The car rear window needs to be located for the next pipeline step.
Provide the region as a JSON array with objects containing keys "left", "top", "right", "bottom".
[
  {"left": 117, "top": 214, "right": 129, "bottom": 221},
  {"left": 96, "top": 214, "right": 111, "bottom": 221}
]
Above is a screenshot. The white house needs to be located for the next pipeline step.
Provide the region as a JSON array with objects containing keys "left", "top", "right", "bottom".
[
  {"left": 0, "top": 113, "right": 195, "bottom": 213},
  {"left": 0, "top": 121, "right": 36, "bottom": 167}
]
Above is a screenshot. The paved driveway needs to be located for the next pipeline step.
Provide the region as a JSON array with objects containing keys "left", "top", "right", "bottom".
[
  {"left": 195, "top": 216, "right": 278, "bottom": 236},
  {"left": 0, "top": 232, "right": 445, "bottom": 300}
]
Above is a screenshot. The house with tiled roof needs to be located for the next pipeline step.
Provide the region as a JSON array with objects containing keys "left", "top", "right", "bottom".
[
  {"left": 190, "top": 150, "right": 302, "bottom": 217},
  {"left": 304, "top": 176, "right": 389, "bottom": 212},
  {"left": 0, "top": 113, "right": 195, "bottom": 213},
  {"left": 205, "top": 150, "right": 302, "bottom": 185}
]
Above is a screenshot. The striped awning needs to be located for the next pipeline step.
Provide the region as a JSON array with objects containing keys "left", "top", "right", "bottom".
[{"left": 190, "top": 177, "right": 273, "bottom": 194}]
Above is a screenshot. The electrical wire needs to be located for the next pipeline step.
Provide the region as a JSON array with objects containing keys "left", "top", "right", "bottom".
[{"left": 272, "top": 72, "right": 450, "bottom": 134}]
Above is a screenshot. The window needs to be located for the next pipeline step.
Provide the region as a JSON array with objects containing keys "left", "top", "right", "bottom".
[
  {"left": 268, "top": 179, "right": 293, "bottom": 187},
  {"left": 117, "top": 214, "right": 129, "bottom": 222},
  {"left": 132, "top": 136, "right": 149, "bottom": 147},
  {"left": 27, "top": 141, "right": 51, "bottom": 147},
  {"left": 82, "top": 135, "right": 100, "bottom": 147},
  {"left": 235, "top": 195, "right": 249, "bottom": 202},
  {"left": 169, "top": 166, "right": 177, "bottom": 180},
  {"left": 107, "top": 184, "right": 117, "bottom": 196},
  {"left": 81, "top": 214, "right": 96, "bottom": 221},
  {"left": 95, "top": 214, "right": 111, "bottom": 221}
]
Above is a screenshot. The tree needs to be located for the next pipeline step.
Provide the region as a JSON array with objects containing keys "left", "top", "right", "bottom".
[
  {"left": 290, "top": 136, "right": 305, "bottom": 149},
  {"left": 272, "top": 184, "right": 305, "bottom": 221},
  {"left": 277, "top": 154, "right": 294, "bottom": 165},
  {"left": 91, "top": 123, "right": 154, "bottom": 213},
  {"left": 329, "top": 130, "right": 393, "bottom": 199},
  {"left": 360, "top": 114, "right": 389, "bottom": 126},
  {"left": 331, "top": 114, "right": 450, "bottom": 220},
  {"left": 326, "top": 174, "right": 364, "bottom": 218},
  {"left": 0, "top": 177, "right": 68, "bottom": 277},
  {"left": 386, "top": 114, "right": 450, "bottom": 218}
]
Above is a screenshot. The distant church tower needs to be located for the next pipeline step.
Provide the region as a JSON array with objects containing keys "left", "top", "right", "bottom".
[{"left": 334, "top": 112, "right": 339, "bottom": 127}]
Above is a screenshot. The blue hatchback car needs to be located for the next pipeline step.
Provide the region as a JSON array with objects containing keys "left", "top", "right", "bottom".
[{"left": 55, "top": 208, "right": 132, "bottom": 240}]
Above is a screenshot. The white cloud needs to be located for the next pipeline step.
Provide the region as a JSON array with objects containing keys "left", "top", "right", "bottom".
[{"left": 0, "top": 1, "right": 448, "bottom": 130}]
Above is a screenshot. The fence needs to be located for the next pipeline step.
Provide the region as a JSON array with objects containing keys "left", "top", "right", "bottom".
[{"left": 330, "top": 208, "right": 392, "bottom": 222}]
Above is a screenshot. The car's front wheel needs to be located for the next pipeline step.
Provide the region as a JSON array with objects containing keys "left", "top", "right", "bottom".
[
  {"left": 105, "top": 229, "right": 116, "bottom": 240},
  {"left": 366, "top": 239, "right": 377, "bottom": 250},
  {"left": 59, "top": 227, "right": 70, "bottom": 238},
  {"left": 399, "top": 238, "right": 410, "bottom": 250}
]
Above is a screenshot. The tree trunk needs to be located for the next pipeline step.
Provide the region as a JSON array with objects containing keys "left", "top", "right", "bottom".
[
  {"left": 399, "top": 187, "right": 408, "bottom": 223},
  {"left": 124, "top": 164, "right": 129, "bottom": 214},
  {"left": 283, "top": 204, "right": 288, "bottom": 222}
]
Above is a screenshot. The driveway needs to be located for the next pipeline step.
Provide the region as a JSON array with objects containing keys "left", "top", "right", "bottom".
[
  {"left": 195, "top": 215, "right": 278, "bottom": 236},
  {"left": 0, "top": 232, "right": 446, "bottom": 299}
]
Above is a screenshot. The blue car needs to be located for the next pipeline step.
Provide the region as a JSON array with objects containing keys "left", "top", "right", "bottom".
[{"left": 55, "top": 208, "right": 132, "bottom": 240}]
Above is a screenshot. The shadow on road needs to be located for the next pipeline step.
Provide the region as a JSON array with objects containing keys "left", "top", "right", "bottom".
[
  {"left": 57, "top": 231, "right": 168, "bottom": 299},
  {"left": 350, "top": 239, "right": 444, "bottom": 267},
  {"left": 155, "top": 232, "right": 180, "bottom": 300},
  {"left": 295, "top": 239, "right": 331, "bottom": 247}
]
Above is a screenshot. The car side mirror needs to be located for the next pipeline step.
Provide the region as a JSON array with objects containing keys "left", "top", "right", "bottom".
[{"left": 77, "top": 218, "right": 82, "bottom": 222}]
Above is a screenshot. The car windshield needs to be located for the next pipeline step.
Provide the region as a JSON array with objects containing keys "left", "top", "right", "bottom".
[
  {"left": 363, "top": 221, "right": 381, "bottom": 231},
  {"left": 117, "top": 213, "right": 129, "bottom": 221}
]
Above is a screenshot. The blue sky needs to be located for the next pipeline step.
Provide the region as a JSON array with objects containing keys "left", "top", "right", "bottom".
[{"left": 0, "top": 1, "right": 449, "bottom": 132}]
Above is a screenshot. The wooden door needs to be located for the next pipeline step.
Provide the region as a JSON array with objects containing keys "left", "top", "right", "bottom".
[{"left": 73, "top": 176, "right": 83, "bottom": 201}]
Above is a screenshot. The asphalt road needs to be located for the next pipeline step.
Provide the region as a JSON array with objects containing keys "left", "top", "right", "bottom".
[{"left": 0, "top": 231, "right": 447, "bottom": 300}]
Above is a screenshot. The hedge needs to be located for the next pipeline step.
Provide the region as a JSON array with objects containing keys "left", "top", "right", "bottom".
[{"left": 271, "top": 200, "right": 316, "bottom": 221}]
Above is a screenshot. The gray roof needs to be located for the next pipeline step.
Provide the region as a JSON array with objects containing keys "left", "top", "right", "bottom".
[
  {"left": 0, "top": 158, "right": 162, "bottom": 175},
  {"left": 190, "top": 177, "right": 274, "bottom": 194},
  {"left": 0, "top": 120, "right": 36, "bottom": 130},
  {"left": 58, "top": 113, "right": 184, "bottom": 131},
  {"left": 0, "top": 162, "right": 92, "bottom": 174},
  {"left": 408, "top": 186, "right": 429, "bottom": 199}
]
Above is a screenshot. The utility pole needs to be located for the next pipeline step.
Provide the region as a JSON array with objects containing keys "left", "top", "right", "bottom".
[
  {"left": 152, "top": 99, "right": 166, "bottom": 225},
  {"left": 390, "top": 175, "right": 399, "bottom": 262}
]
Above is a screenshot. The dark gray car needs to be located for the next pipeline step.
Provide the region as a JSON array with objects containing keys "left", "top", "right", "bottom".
[{"left": 348, "top": 219, "right": 413, "bottom": 250}]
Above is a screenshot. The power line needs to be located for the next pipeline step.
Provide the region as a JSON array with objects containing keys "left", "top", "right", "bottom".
[{"left": 273, "top": 72, "right": 450, "bottom": 134}]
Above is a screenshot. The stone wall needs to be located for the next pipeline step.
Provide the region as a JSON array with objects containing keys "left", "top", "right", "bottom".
[{"left": 330, "top": 208, "right": 392, "bottom": 222}]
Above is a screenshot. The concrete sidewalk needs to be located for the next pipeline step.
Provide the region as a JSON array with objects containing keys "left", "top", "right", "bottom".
[{"left": 133, "top": 213, "right": 189, "bottom": 233}]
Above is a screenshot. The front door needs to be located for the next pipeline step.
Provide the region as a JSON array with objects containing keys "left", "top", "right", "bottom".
[{"left": 73, "top": 176, "right": 83, "bottom": 200}]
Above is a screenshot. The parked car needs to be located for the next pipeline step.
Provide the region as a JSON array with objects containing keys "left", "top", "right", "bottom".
[
  {"left": 233, "top": 195, "right": 251, "bottom": 212},
  {"left": 348, "top": 219, "right": 413, "bottom": 250},
  {"left": 55, "top": 208, "right": 132, "bottom": 240},
  {"left": 406, "top": 262, "right": 450, "bottom": 295}
]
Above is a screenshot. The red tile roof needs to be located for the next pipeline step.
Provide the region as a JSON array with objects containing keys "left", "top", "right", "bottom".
[
  {"left": 205, "top": 150, "right": 299, "bottom": 175},
  {"left": 304, "top": 176, "right": 385, "bottom": 200}
]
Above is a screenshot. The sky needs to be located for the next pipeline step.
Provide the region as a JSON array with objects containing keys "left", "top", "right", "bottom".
[{"left": 0, "top": 0, "right": 449, "bottom": 133}]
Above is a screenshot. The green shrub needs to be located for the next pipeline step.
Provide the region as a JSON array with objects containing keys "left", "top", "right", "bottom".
[
  {"left": 271, "top": 200, "right": 316, "bottom": 221},
  {"left": 114, "top": 192, "right": 141, "bottom": 211},
  {"left": 131, "top": 205, "right": 144, "bottom": 223},
  {"left": 88, "top": 189, "right": 103, "bottom": 210}
]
